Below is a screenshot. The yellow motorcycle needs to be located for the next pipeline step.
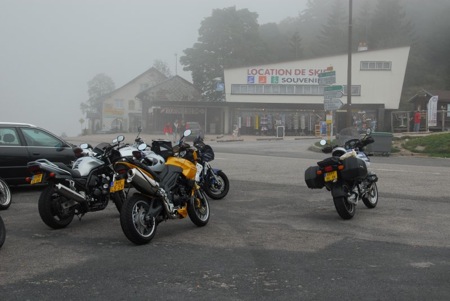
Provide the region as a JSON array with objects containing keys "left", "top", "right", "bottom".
[{"left": 116, "top": 129, "right": 210, "bottom": 245}]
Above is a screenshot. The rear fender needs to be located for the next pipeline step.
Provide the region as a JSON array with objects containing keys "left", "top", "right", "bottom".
[{"left": 331, "top": 185, "right": 346, "bottom": 198}]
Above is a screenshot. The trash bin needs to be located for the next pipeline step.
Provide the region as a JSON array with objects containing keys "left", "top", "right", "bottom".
[{"left": 365, "top": 132, "right": 393, "bottom": 156}]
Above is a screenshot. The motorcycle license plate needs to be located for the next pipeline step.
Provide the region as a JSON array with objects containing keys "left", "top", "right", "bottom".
[
  {"left": 324, "top": 170, "right": 337, "bottom": 182},
  {"left": 31, "top": 173, "right": 43, "bottom": 184},
  {"left": 110, "top": 179, "right": 125, "bottom": 192}
]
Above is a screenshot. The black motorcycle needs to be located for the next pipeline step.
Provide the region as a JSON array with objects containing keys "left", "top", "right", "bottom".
[
  {"left": 305, "top": 128, "right": 379, "bottom": 219},
  {"left": 0, "top": 215, "right": 5, "bottom": 248},
  {"left": 27, "top": 136, "right": 127, "bottom": 229},
  {"left": 192, "top": 136, "right": 229, "bottom": 199},
  {"left": 0, "top": 177, "right": 11, "bottom": 248},
  {"left": 0, "top": 177, "right": 12, "bottom": 210}
]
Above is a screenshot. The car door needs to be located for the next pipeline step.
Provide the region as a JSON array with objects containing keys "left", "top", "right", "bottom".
[
  {"left": 0, "top": 127, "right": 31, "bottom": 184},
  {"left": 19, "top": 127, "right": 76, "bottom": 166}
]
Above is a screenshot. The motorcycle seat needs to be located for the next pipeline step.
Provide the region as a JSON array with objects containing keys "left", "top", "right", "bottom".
[{"left": 53, "top": 162, "right": 81, "bottom": 178}]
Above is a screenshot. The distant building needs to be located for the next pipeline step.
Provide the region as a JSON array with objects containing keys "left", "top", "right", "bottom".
[
  {"left": 91, "top": 46, "right": 411, "bottom": 136},
  {"left": 223, "top": 46, "right": 410, "bottom": 134},
  {"left": 92, "top": 67, "right": 167, "bottom": 133}
]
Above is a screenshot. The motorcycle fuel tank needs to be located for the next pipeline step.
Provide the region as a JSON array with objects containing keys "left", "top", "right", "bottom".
[
  {"left": 166, "top": 157, "right": 196, "bottom": 180},
  {"left": 72, "top": 156, "right": 104, "bottom": 177}
]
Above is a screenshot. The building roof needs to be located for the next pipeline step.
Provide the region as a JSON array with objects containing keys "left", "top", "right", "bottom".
[
  {"left": 98, "top": 67, "right": 168, "bottom": 102},
  {"left": 408, "top": 89, "right": 450, "bottom": 102},
  {"left": 136, "top": 75, "right": 201, "bottom": 102}
]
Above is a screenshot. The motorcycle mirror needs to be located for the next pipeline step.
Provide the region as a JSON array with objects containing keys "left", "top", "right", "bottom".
[
  {"left": 117, "top": 135, "right": 125, "bottom": 142},
  {"left": 366, "top": 128, "right": 372, "bottom": 135},
  {"left": 80, "top": 143, "right": 89, "bottom": 149},
  {"left": 319, "top": 139, "right": 327, "bottom": 146},
  {"left": 138, "top": 143, "right": 147, "bottom": 151},
  {"left": 184, "top": 129, "right": 192, "bottom": 137}
]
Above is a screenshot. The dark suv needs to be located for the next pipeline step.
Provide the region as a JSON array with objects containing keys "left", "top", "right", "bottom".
[
  {"left": 184, "top": 122, "right": 204, "bottom": 141},
  {"left": 0, "top": 123, "right": 76, "bottom": 185}
]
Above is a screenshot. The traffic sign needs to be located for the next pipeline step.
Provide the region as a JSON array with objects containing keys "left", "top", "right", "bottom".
[
  {"left": 318, "top": 71, "right": 336, "bottom": 78},
  {"left": 323, "top": 85, "right": 344, "bottom": 100},
  {"left": 324, "top": 98, "right": 344, "bottom": 111},
  {"left": 318, "top": 71, "right": 336, "bottom": 85}
]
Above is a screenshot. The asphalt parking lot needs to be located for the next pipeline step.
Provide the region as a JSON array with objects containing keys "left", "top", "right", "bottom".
[{"left": 1, "top": 137, "right": 449, "bottom": 300}]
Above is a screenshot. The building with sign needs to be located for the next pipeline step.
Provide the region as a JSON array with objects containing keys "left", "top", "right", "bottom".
[{"left": 223, "top": 46, "right": 410, "bottom": 135}]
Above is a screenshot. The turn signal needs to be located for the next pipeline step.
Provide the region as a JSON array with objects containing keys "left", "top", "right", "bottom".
[
  {"left": 25, "top": 177, "right": 31, "bottom": 183},
  {"left": 338, "top": 165, "right": 344, "bottom": 170}
]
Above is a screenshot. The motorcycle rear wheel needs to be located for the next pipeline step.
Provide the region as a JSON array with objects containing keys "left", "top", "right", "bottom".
[
  {"left": 38, "top": 185, "right": 75, "bottom": 229},
  {"left": 362, "top": 182, "right": 378, "bottom": 209},
  {"left": 188, "top": 189, "right": 210, "bottom": 227},
  {"left": 333, "top": 196, "right": 356, "bottom": 220},
  {"left": 204, "top": 170, "right": 229, "bottom": 200},
  {"left": 120, "top": 194, "right": 159, "bottom": 245},
  {"left": 0, "top": 178, "right": 12, "bottom": 210},
  {"left": 0, "top": 215, "right": 5, "bottom": 248}
]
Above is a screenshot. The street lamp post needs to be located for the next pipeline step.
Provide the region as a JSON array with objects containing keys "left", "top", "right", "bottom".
[{"left": 347, "top": 0, "right": 353, "bottom": 127}]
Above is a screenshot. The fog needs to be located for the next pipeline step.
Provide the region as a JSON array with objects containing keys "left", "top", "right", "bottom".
[{"left": 0, "top": 0, "right": 307, "bottom": 137}]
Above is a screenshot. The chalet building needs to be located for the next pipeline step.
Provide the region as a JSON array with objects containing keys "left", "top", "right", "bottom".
[
  {"left": 88, "top": 67, "right": 167, "bottom": 134},
  {"left": 404, "top": 89, "right": 450, "bottom": 132}
]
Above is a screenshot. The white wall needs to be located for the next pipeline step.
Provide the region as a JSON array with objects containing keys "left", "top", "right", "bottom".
[{"left": 224, "top": 46, "right": 410, "bottom": 110}]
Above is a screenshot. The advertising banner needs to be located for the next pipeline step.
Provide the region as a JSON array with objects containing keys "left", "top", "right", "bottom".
[{"left": 427, "top": 95, "right": 438, "bottom": 127}]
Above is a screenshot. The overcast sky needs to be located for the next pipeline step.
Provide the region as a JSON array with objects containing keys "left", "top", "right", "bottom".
[{"left": 0, "top": 0, "right": 307, "bottom": 137}]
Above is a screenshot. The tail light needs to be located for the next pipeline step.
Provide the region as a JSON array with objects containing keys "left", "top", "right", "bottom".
[
  {"left": 116, "top": 167, "right": 128, "bottom": 175},
  {"left": 324, "top": 166, "right": 334, "bottom": 172},
  {"left": 28, "top": 164, "right": 41, "bottom": 173}
]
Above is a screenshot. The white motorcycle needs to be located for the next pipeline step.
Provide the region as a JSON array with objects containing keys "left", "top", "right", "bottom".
[{"left": 305, "top": 128, "right": 379, "bottom": 219}]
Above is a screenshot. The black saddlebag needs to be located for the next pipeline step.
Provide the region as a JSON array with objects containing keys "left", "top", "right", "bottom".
[
  {"left": 340, "top": 156, "right": 367, "bottom": 180},
  {"left": 305, "top": 166, "right": 324, "bottom": 189}
]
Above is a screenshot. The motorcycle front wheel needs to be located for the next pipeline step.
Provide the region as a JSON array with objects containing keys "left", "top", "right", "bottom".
[
  {"left": 0, "top": 215, "right": 5, "bottom": 248},
  {"left": 38, "top": 185, "right": 75, "bottom": 229},
  {"left": 203, "top": 170, "right": 229, "bottom": 200},
  {"left": 0, "top": 178, "right": 12, "bottom": 210},
  {"left": 362, "top": 182, "right": 378, "bottom": 209},
  {"left": 187, "top": 189, "right": 210, "bottom": 227},
  {"left": 120, "top": 194, "right": 160, "bottom": 245}
]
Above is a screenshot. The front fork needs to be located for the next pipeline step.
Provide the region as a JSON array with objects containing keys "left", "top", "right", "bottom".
[{"left": 204, "top": 162, "right": 221, "bottom": 184}]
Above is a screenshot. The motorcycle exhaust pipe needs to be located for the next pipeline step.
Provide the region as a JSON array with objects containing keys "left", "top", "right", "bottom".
[
  {"left": 55, "top": 183, "right": 87, "bottom": 204},
  {"left": 127, "top": 169, "right": 178, "bottom": 218},
  {"left": 127, "top": 168, "right": 159, "bottom": 191}
]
